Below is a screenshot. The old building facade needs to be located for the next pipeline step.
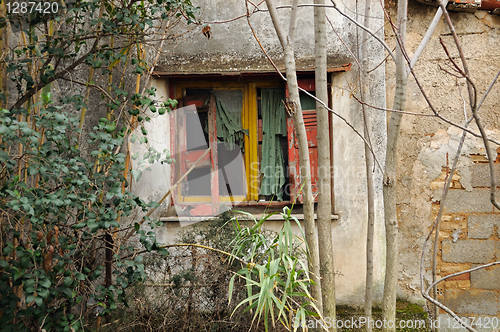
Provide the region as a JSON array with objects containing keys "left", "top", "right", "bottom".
[{"left": 131, "top": 0, "right": 500, "bottom": 323}]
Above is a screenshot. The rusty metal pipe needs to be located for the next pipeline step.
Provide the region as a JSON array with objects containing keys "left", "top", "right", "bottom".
[{"left": 480, "top": 0, "right": 500, "bottom": 10}]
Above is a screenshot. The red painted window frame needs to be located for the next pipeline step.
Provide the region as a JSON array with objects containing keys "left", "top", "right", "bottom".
[{"left": 169, "top": 78, "right": 320, "bottom": 209}]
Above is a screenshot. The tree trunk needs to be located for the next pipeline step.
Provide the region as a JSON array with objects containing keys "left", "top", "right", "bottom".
[
  {"left": 359, "top": 0, "right": 376, "bottom": 329},
  {"left": 315, "top": 0, "right": 335, "bottom": 328},
  {"left": 265, "top": 0, "right": 323, "bottom": 313},
  {"left": 382, "top": 0, "right": 408, "bottom": 330}
]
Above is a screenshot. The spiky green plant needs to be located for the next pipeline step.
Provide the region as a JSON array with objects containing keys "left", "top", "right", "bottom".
[{"left": 228, "top": 207, "right": 322, "bottom": 331}]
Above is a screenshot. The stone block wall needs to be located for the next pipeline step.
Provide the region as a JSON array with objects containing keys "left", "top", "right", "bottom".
[
  {"left": 436, "top": 157, "right": 500, "bottom": 323},
  {"left": 384, "top": 0, "right": 500, "bottom": 310}
]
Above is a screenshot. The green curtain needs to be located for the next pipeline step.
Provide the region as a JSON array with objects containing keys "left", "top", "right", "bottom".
[
  {"left": 202, "top": 91, "right": 248, "bottom": 150},
  {"left": 260, "top": 88, "right": 287, "bottom": 201},
  {"left": 215, "top": 98, "right": 248, "bottom": 150}
]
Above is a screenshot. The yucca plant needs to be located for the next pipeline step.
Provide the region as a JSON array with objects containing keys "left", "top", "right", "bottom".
[{"left": 228, "top": 207, "right": 322, "bottom": 331}]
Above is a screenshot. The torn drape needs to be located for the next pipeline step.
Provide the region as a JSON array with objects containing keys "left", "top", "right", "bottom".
[
  {"left": 260, "top": 88, "right": 287, "bottom": 201},
  {"left": 202, "top": 91, "right": 248, "bottom": 150},
  {"left": 215, "top": 98, "right": 248, "bottom": 150}
]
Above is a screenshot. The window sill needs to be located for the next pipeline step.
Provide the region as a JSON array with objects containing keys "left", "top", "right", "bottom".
[{"left": 160, "top": 214, "right": 339, "bottom": 223}]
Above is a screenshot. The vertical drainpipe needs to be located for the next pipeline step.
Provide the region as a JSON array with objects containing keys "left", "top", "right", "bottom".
[{"left": 328, "top": 74, "right": 335, "bottom": 214}]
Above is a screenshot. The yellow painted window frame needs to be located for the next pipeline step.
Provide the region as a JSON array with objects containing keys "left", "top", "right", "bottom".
[
  {"left": 248, "top": 81, "right": 284, "bottom": 201},
  {"left": 175, "top": 80, "right": 284, "bottom": 203}
]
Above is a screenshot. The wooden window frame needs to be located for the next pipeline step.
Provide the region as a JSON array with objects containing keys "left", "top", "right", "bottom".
[{"left": 170, "top": 79, "right": 319, "bottom": 209}]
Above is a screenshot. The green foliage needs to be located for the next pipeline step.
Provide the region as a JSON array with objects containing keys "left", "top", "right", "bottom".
[
  {"left": 0, "top": 96, "right": 166, "bottom": 331},
  {"left": 2, "top": 0, "right": 198, "bottom": 112},
  {"left": 130, "top": 145, "right": 173, "bottom": 182},
  {"left": 0, "top": 0, "right": 198, "bottom": 182},
  {"left": 0, "top": 0, "right": 201, "bottom": 330},
  {"left": 228, "top": 208, "right": 321, "bottom": 332}
]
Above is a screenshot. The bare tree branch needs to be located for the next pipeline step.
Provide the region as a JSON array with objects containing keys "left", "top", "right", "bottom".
[
  {"left": 11, "top": 38, "right": 100, "bottom": 111},
  {"left": 315, "top": 0, "right": 336, "bottom": 326},
  {"left": 416, "top": 2, "right": 500, "bottom": 328},
  {"left": 245, "top": 1, "right": 286, "bottom": 81},
  {"left": 382, "top": 0, "right": 407, "bottom": 327},
  {"left": 245, "top": 1, "right": 384, "bottom": 172},
  {"left": 59, "top": 77, "right": 120, "bottom": 107},
  {"left": 299, "top": 87, "right": 383, "bottom": 172},
  {"left": 477, "top": 68, "right": 500, "bottom": 112},
  {"left": 265, "top": 0, "right": 324, "bottom": 313},
  {"left": 398, "top": 38, "right": 500, "bottom": 147},
  {"left": 329, "top": 0, "right": 396, "bottom": 62},
  {"left": 438, "top": 0, "right": 474, "bottom": 106},
  {"left": 472, "top": 100, "right": 500, "bottom": 211}
]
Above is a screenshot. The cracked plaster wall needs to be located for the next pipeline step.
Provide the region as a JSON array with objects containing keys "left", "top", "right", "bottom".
[
  {"left": 154, "top": 0, "right": 355, "bottom": 73},
  {"left": 385, "top": 0, "right": 500, "bottom": 305}
]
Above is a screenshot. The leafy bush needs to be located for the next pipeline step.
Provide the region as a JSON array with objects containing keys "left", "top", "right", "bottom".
[
  {"left": 100, "top": 212, "right": 295, "bottom": 331},
  {"left": 0, "top": 0, "right": 202, "bottom": 330},
  {"left": 100, "top": 212, "right": 250, "bottom": 331},
  {"left": 0, "top": 95, "right": 166, "bottom": 331}
]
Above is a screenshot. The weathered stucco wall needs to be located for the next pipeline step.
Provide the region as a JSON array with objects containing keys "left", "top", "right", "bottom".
[
  {"left": 130, "top": 78, "right": 172, "bottom": 209},
  {"left": 385, "top": 0, "right": 500, "bottom": 316},
  {"left": 330, "top": 69, "right": 387, "bottom": 305},
  {"left": 132, "top": 0, "right": 388, "bottom": 307},
  {"left": 154, "top": 0, "right": 355, "bottom": 74}
]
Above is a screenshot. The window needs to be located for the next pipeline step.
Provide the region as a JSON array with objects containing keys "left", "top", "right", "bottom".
[{"left": 170, "top": 80, "right": 319, "bottom": 215}]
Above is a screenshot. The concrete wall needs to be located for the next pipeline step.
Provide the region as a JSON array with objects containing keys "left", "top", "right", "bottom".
[
  {"left": 155, "top": 0, "right": 354, "bottom": 73},
  {"left": 330, "top": 69, "right": 387, "bottom": 305},
  {"left": 385, "top": 0, "right": 500, "bottom": 319},
  {"left": 132, "top": 0, "right": 388, "bottom": 307},
  {"left": 129, "top": 78, "right": 172, "bottom": 214}
]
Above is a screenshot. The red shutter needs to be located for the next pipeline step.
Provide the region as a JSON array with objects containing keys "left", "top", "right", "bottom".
[
  {"left": 287, "top": 110, "right": 318, "bottom": 203},
  {"left": 285, "top": 79, "right": 316, "bottom": 98}
]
